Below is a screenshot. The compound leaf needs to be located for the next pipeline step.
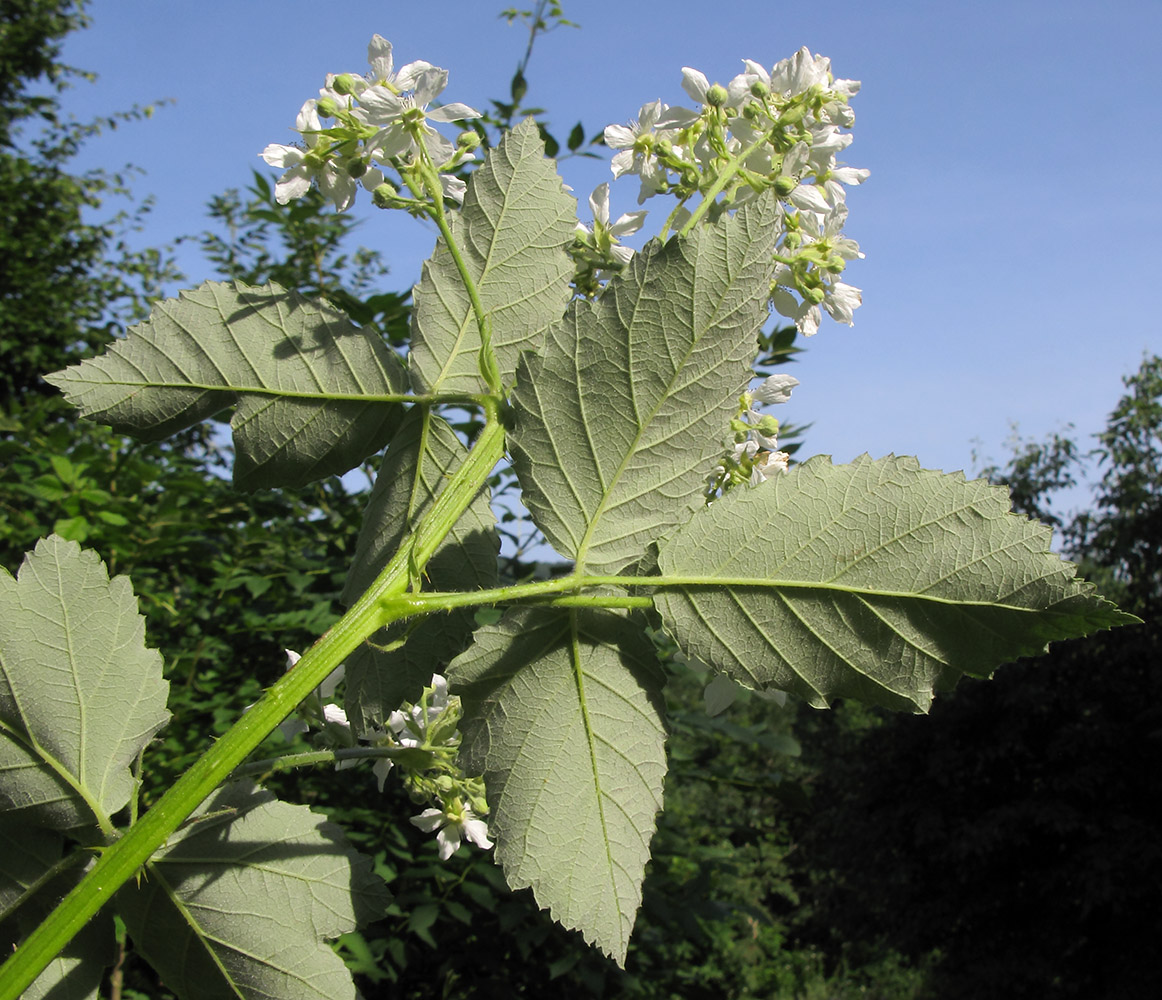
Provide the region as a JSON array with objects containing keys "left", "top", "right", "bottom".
[
  {"left": 0, "top": 536, "right": 168, "bottom": 831},
  {"left": 450, "top": 607, "right": 666, "bottom": 964},
  {"left": 45, "top": 281, "right": 407, "bottom": 490},
  {"left": 509, "top": 195, "right": 778, "bottom": 575},
  {"left": 655, "top": 455, "right": 1138, "bottom": 712},
  {"left": 409, "top": 118, "right": 576, "bottom": 394},
  {"left": 118, "top": 781, "right": 390, "bottom": 1000}
]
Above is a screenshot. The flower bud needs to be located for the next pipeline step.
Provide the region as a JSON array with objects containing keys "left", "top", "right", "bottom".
[
  {"left": 346, "top": 158, "right": 368, "bottom": 178},
  {"left": 757, "top": 415, "right": 780, "bottom": 437},
  {"left": 803, "top": 284, "right": 826, "bottom": 304},
  {"left": 750, "top": 79, "right": 770, "bottom": 99},
  {"left": 773, "top": 175, "right": 797, "bottom": 197},
  {"left": 705, "top": 83, "right": 730, "bottom": 108},
  {"left": 457, "top": 130, "right": 481, "bottom": 150},
  {"left": 316, "top": 96, "right": 340, "bottom": 118},
  {"left": 371, "top": 182, "right": 398, "bottom": 209},
  {"left": 331, "top": 73, "right": 359, "bottom": 96}
]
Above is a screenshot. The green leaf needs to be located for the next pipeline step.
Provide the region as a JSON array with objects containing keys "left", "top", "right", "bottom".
[
  {"left": 655, "top": 455, "right": 1139, "bottom": 712},
  {"left": 0, "top": 536, "right": 169, "bottom": 831},
  {"left": 409, "top": 118, "right": 576, "bottom": 394},
  {"left": 117, "top": 781, "right": 390, "bottom": 1000},
  {"left": 450, "top": 606, "right": 666, "bottom": 964},
  {"left": 44, "top": 281, "right": 408, "bottom": 490},
  {"left": 0, "top": 822, "right": 112, "bottom": 1000},
  {"left": 509, "top": 196, "right": 779, "bottom": 575},
  {"left": 343, "top": 409, "right": 498, "bottom": 731},
  {"left": 0, "top": 822, "right": 63, "bottom": 918}
]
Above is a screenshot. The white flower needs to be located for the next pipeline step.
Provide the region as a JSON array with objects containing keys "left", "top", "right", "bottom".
[
  {"left": 679, "top": 67, "right": 712, "bottom": 105},
  {"left": 821, "top": 280, "right": 862, "bottom": 326},
  {"left": 754, "top": 373, "right": 799, "bottom": 405},
  {"left": 410, "top": 802, "right": 493, "bottom": 860},
  {"left": 726, "top": 58, "right": 771, "bottom": 107},
  {"left": 770, "top": 280, "right": 823, "bottom": 337},
  {"left": 586, "top": 183, "right": 647, "bottom": 238},
  {"left": 604, "top": 100, "right": 678, "bottom": 201},
  {"left": 751, "top": 449, "right": 790, "bottom": 483},
  {"left": 770, "top": 47, "right": 834, "bottom": 97},
  {"left": 260, "top": 100, "right": 383, "bottom": 210},
  {"left": 358, "top": 65, "right": 480, "bottom": 165},
  {"left": 577, "top": 183, "right": 647, "bottom": 269},
  {"left": 388, "top": 674, "right": 452, "bottom": 746}
]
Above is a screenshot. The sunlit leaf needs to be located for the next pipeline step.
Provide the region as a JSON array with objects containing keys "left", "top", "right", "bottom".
[
  {"left": 655, "top": 455, "right": 1138, "bottom": 712},
  {"left": 510, "top": 196, "right": 779, "bottom": 574},
  {"left": 409, "top": 118, "right": 576, "bottom": 394},
  {"left": 451, "top": 606, "right": 666, "bottom": 964},
  {"left": 0, "top": 536, "right": 169, "bottom": 831},
  {"left": 45, "top": 281, "right": 407, "bottom": 490}
]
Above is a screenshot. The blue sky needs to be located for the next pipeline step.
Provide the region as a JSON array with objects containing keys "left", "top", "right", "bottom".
[{"left": 54, "top": 0, "right": 1161, "bottom": 520}]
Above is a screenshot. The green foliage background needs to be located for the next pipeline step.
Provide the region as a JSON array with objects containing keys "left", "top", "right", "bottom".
[{"left": 2, "top": 3, "right": 1156, "bottom": 997}]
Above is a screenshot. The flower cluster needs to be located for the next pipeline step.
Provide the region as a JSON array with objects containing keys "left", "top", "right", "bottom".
[
  {"left": 279, "top": 657, "right": 492, "bottom": 861},
  {"left": 260, "top": 34, "right": 481, "bottom": 213},
  {"left": 708, "top": 372, "right": 799, "bottom": 494},
  {"left": 603, "top": 48, "right": 867, "bottom": 335}
]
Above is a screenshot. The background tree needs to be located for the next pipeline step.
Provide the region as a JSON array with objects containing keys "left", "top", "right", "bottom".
[{"left": 791, "top": 355, "right": 1161, "bottom": 999}]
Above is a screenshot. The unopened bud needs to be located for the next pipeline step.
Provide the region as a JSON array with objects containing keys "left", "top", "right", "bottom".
[
  {"left": 803, "top": 284, "right": 826, "bottom": 304},
  {"left": 346, "top": 158, "right": 368, "bottom": 178},
  {"left": 331, "top": 73, "right": 359, "bottom": 96},
  {"left": 750, "top": 79, "right": 770, "bottom": 99},
  {"left": 773, "top": 175, "right": 797, "bottom": 197},
  {"left": 371, "top": 182, "right": 399, "bottom": 209},
  {"left": 457, "top": 130, "right": 481, "bottom": 150},
  {"left": 316, "top": 96, "right": 340, "bottom": 118},
  {"left": 705, "top": 83, "right": 729, "bottom": 107}
]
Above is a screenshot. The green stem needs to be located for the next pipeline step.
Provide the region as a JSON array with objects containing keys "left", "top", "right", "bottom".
[
  {"left": 410, "top": 132, "right": 502, "bottom": 395},
  {"left": 676, "top": 128, "right": 781, "bottom": 238},
  {"left": 0, "top": 414, "right": 507, "bottom": 1000},
  {"left": 231, "top": 746, "right": 398, "bottom": 780}
]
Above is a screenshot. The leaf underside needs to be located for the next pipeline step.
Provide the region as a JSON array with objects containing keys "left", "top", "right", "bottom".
[
  {"left": 655, "top": 454, "right": 1138, "bottom": 712},
  {"left": 0, "top": 536, "right": 169, "bottom": 831},
  {"left": 450, "top": 606, "right": 666, "bottom": 964},
  {"left": 409, "top": 117, "right": 577, "bottom": 395},
  {"left": 117, "top": 782, "right": 389, "bottom": 1000},
  {"left": 45, "top": 280, "right": 408, "bottom": 490},
  {"left": 509, "top": 195, "right": 779, "bottom": 575}
]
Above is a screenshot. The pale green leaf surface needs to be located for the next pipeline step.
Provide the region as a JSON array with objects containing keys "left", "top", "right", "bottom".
[
  {"left": 509, "top": 196, "right": 779, "bottom": 575},
  {"left": 450, "top": 607, "right": 666, "bottom": 963},
  {"left": 44, "top": 281, "right": 407, "bottom": 490},
  {"left": 0, "top": 536, "right": 169, "bottom": 831},
  {"left": 656, "top": 455, "right": 1138, "bottom": 712},
  {"left": 409, "top": 118, "right": 576, "bottom": 394},
  {"left": 118, "top": 781, "right": 390, "bottom": 1000},
  {"left": 343, "top": 409, "right": 498, "bottom": 731}
]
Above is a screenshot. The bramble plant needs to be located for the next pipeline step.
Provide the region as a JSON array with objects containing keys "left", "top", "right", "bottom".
[{"left": 0, "top": 34, "right": 1138, "bottom": 1000}]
